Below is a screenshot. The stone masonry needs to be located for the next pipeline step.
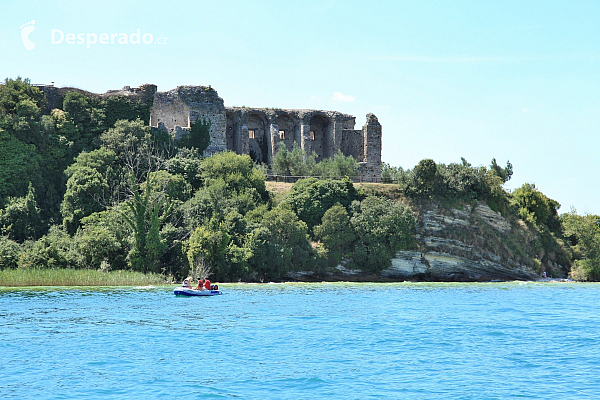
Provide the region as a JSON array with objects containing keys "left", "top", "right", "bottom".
[
  {"left": 40, "top": 83, "right": 383, "bottom": 181},
  {"left": 149, "top": 85, "right": 382, "bottom": 181}
]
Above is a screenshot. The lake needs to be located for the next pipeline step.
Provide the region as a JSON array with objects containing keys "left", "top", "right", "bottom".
[{"left": 1, "top": 282, "right": 599, "bottom": 399}]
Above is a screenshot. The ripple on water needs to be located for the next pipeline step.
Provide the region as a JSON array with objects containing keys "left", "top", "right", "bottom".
[{"left": 1, "top": 283, "right": 600, "bottom": 399}]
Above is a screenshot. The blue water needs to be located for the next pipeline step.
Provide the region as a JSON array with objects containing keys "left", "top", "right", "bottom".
[{"left": 1, "top": 282, "right": 599, "bottom": 399}]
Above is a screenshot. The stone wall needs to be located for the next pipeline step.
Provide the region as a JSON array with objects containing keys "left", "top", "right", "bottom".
[
  {"left": 149, "top": 86, "right": 227, "bottom": 157},
  {"left": 361, "top": 113, "right": 382, "bottom": 182},
  {"left": 340, "top": 129, "right": 364, "bottom": 161},
  {"left": 222, "top": 107, "right": 368, "bottom": 168},
  {"left": 36, "top": 82, "right": 383, "bottom": 179},
  {"left": 146, "top": 84, "right": 382, "bottom": 171},
  {"left": 35, "top": 84, "right": 157, "bottom": 113},
  {"left": 49, "top": 83, "right": 384, "bottom": 178}
]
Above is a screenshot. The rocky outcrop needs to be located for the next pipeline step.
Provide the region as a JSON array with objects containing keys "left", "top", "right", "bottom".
[
  {"left": 384, "top": 201, "right": 541, "bottom": 281},
  {"left": 383, "top": 251, "right": 538, "bottom": 281},
  {"left": 286, "top": 200, "right": 547, "bottom": 282}
]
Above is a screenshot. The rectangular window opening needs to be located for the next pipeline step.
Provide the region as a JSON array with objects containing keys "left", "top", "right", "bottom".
[
  {"left": 279, "top": 130, "right": 286, "bottom": 140},
  {"left": 310, "top": 131, "right": 315, "bottom": 140},
  {"left": 249, "top": 129, "right": 255, "bottom": 139}
]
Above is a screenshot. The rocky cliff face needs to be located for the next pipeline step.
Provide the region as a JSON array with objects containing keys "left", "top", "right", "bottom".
[
  {"left": 382, "top": 202, "right": 542, "bottom": 281},
  {"left": 288, "top": 200, "right": 555, "bottom": 282}
]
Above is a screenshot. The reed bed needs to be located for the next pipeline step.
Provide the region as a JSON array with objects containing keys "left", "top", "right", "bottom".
[{"left": 0, "top": 268, "right": 166, "bottom": 287}]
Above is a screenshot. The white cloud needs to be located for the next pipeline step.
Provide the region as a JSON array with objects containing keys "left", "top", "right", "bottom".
[
  {"left": 332, "top": 92, "right": 355, "bottom": 102},
  {"left": 522, "top": 107, "right": 531, "bottom": 112}
]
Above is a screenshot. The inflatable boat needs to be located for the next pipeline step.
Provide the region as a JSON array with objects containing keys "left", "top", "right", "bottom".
[{"left": 174, "top": 287, "right": 222, "bottom": 296}]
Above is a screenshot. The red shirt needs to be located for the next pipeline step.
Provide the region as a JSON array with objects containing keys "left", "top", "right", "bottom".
[{"left": 204, "top": 279, "right": 211, "bottom": 290}]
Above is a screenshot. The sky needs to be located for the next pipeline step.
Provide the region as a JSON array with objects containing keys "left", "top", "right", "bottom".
[{"left": 1, "top": 0, "right": 599, "bottom": 214}]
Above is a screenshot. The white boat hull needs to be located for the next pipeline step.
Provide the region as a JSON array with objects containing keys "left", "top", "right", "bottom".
[{"left": 174, "top": 288, "right": 222, "bottom": 296}]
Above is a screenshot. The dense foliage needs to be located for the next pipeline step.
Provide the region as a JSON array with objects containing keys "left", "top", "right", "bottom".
[
  {"left": 0, "top": 78, "right": 417, "bottom": 280},
  {"left": 0, "top": 78, "right": 596, "bottom": 281},
  {"left": 272, "top": 143, "right": 359, "bottom": 178},
  {"left": 561, "top": 211, "right": 600, "bottom": 281}
]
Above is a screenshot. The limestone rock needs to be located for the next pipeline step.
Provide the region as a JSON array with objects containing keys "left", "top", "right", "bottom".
[{"left": 387, "top": 201, "right": 541, "bottom": 281}]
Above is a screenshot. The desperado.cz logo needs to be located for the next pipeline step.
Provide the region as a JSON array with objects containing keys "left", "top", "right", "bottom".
[
  {"left": 20, "top": 20, "right": 36, "bottom": 50},
  {"left": 20, "top": 20, "right": 167, "bottom": 50}
]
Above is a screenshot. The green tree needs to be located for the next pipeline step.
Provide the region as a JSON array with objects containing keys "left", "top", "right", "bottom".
[
  {"left": 101, "top": 118, "right": 152, "bottom": 161},
  {"left": 18, "top": 226, "right": 82, "bottom": 269},
  {"left": 440, "top": 162, "right": 489, "bottom": 200},
  {"left": 0, "top": 128, "right": 42, "bottom": 201},
  {"left": 201, "top": 151, "right": 268, "bottom": 202},
  {"left": 349, "top": 196, "right": 415, "bottom": 272},
  {"left": 76, "top": 209, "right": 129, "bottom": 271},
  {"left": 121, "top": 172, "right": 176, "bottom": 273},
  {"left": 272, "top": 145, "right": 293, "bottom": 176},
  {"left": 143, "top": 170, "right": 192, "bottom": 203},
  {"left": 177, "top": 118, "right": 211, "bottom": 154},
  {"left": 0, "top": 235, "right": 20, "bottom": 269},
  {"left": 61, "top": 167, "right": 108, "bottom": 233},
  {"left": 561, "top": 211, "right": 600, "bottom": 281},
  {"left": 61, "top": 148, "right": 118, "bottom": 234},
  {"left": 164, "top": 147, "right": 204, "bottom": 190},
  {"left": 490, "top": 158, "right": 513, "bottom": 183},
  {"left": 0, "top": 78, "right": 45, "bottom": 146},
  {"left": 314, "top": 204, "right": 355, "bottom": 266},
  {"left": 102, "top": 95, "right": 153, "bottom": 127},
  {"left": 511, "top": 183, "right": 561, "bottom": 232},
  {"left": 405, "top": 159, "right": 439, "bottom": 198},
  {"left": 283, "top": 177, "right": 358, "bottom": 232},
  {"left": 319, "top": 150, "right": 359, "bottom": 178},
  {"left": 186, "top": 224, "right": 231, "bottom": 280},
  {"left": 381, "top": 162, "right": 410, "bottom": 185},
  {"left": 245, "top": 207, "right": 311, "bottom": 281},
  {"left": 62, "top": 91, "right": 105, "bottom": 151},
  {"left": 0, "top": 77, "right": 44, "bottom": 117},
  {"left": 0, "top": 183, "right": 43, "bottom": 242},
  {"left": 274, "top": 142, "right": 319, "bottom": 176}
]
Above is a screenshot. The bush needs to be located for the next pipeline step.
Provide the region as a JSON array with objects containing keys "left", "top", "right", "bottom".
[
  {"left": 0, "top": 183, "right": 43, "bottom": 242},
  {"left": 283, "top": 177, "right": 358, "bottom": 233},
  {"left": 314, "top": 204, "right": 355, "bottom": 266},
  {"left": 511, "top": 183, "right": 561, "bottom": 233},
  {"left": 0, "top": 236, "right": 20, "bottom": 269},
  {"left": 349, "top": 196, "right": 415, "bottom": 272}
]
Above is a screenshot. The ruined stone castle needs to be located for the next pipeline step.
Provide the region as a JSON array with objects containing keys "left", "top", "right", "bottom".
[{"left": 41, "top": 84, "right": 383, "bottom": 181}]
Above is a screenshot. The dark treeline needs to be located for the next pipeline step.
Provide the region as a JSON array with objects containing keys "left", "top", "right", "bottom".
[{"left": 0, "top": 78, "right": 598, "bottom": 281}]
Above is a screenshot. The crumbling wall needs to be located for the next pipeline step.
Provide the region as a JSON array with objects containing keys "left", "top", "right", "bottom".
[
  {"left": 246, "top": 112, "right": 269, "bottom": 164},
  {"left": 341, "top": 129, "right": 364, "bottom": 160},
  {"left": 360, "top": 113, "right": 382, "bottom": 182},
  {"left": 149, "top": 93, "right": 190, "bottom": 129},
  {"left": 307, "top": 113, "right": 330, "bottom": 161},
  {"left": 276, "top": 113, "right": 298, "bottom": 151},
  {"left": 149, "top": 85, "right": 227, "bottom": 156},
  {"left": 36, "top": 84, "right": 157, "bottom": 113},
  {"left": 145, "top": 85, "right": 382, "bottom": 179}
]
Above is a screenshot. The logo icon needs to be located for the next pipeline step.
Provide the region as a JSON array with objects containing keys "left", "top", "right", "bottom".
[{"left": 20, "top": 20, "right": 35, "bottom": 50}]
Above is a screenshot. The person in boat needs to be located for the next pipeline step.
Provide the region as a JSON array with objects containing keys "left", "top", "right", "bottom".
[
  {"left": 181, "top": 277, "right": 193, "bottom": 288},
  {"left": 204, "top": 278, "right": 211, "bottom": 291},
  {"left": 195, "top": 278, "right": 204, "bottom": 290}
]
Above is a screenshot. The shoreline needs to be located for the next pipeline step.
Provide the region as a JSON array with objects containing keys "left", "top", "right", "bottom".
[{"left": 0, "top": 278, "right": 578, "bottom": 288}]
